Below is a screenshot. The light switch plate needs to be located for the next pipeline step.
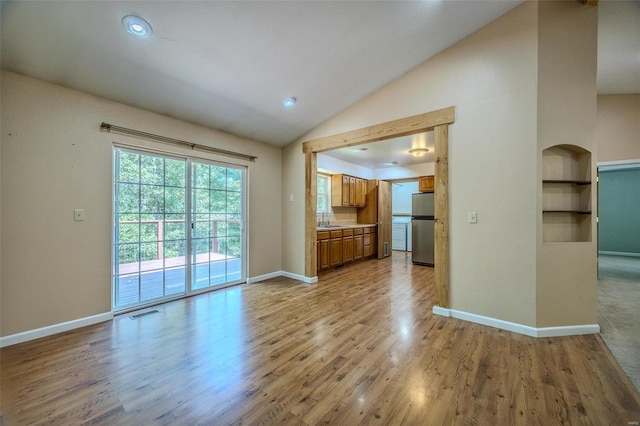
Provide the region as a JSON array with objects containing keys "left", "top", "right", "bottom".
[{"left": 74, "top": 209, "right": 85, "bottom": 222}]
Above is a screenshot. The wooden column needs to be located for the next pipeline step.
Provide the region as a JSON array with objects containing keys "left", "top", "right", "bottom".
[
  {"left": 434, "top": 124, "right": 449, "bottom": 308},
  {"left": 305, "top": 152, "right": 317, "bottom": 277}
]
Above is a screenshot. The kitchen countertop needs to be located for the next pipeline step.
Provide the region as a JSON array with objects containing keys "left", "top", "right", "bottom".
[{"left": 316, "top": 224, "right": 376, "bottom": 231}]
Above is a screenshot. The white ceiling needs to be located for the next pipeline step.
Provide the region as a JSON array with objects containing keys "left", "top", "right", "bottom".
[
  {"left": 1, "top": 0, "right": 637, "bottom": 154},
  {"left": 321, "top": 132, "right": 436, "bottom": 170},
  {"left": 1, "top": 0, "right": 525, "bottom": 147},
  {"left": 597, "top": 0, "right": 640, "bottom": 94}
]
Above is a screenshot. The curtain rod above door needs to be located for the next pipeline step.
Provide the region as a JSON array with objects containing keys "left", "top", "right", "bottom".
[{"left": 100, "top": 122, "right": 257, "bottom": 162}]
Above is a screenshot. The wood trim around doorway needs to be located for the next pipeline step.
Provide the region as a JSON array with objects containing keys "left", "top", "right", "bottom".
[{"left": 302, "top": 106, "right": 455, "bottom": 308}]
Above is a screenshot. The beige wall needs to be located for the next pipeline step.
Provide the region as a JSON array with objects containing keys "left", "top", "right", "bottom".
[
  {"left": 535, "top": 1, "right": 598, "bottom": 328},
  {"left": 1, "top": 71, "right": 282, "bottom": 337},
  {"left": 283, "top": 2, "right": 540, "bottom": 326},
  {"left": 597, "top": 94, "right": 640, "bottom": 162}
]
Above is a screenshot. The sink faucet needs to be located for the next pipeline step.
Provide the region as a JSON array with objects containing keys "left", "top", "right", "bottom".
[{"left": 318, "top": 212, "right": 329, "bottom": 226}]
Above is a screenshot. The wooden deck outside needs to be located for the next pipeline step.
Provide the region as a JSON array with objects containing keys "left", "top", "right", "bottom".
[
  {"left": 115, "top": 253, "right": 241, "bottom": 307},
  {"left": 1, "top": 252, "right": 639, "bottom": 425}
]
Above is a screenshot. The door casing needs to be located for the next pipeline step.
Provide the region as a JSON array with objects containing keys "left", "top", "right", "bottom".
[{"left": 301, "top": 107, "right": 454, "bottom": 308}]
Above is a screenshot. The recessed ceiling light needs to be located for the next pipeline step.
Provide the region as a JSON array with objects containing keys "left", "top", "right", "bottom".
[
  {"left": 122, "top": 15, "right": 153, "bottom": 38},
  {"left": 282, "top": 97, "right": 297, "bottom": 108}
]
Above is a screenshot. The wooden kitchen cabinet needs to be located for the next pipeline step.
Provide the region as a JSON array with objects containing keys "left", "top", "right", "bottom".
[
  {"left": 354, "top": 229, "right": 364, "bottom": 261},
  {"left": 330, "top": 175, "right": 349, "bottom": 207},
  {"left": 363, "top": 227, "right": 372, "bottom": 257},
  {"left": 355, "top": 178, "right": 367, "bottom": 207},
  {"left": 342, "top": 228, "right": 354, "bottom": 263},
  {"left": 317, "top": 226, "right": 376, "bottom": 273},
  {"left": 317, "top": 231, "right": 330, "bottom": 270},
  {"left": 349, "top": 176, "right": 356, "bottom": 206},
  {"left": 329, "top": 230, "right": 343, "bottom": 267},
  {"left": 362, "top": 226, "right": 377, "bottom": 257},
  {"left": 356, "top": 180, "right": 391, "bottom": 259},
  {"left": 369, "top": 226, "right": 378, "bottom": 254},
  {"left": 370, "top": 227, "right": 377, "bottom": 258},
  {"left": 418, "top": 175, "right": 434, "bottom": 193},
  {"left": 331, "top": 174, "right": 368, "bottom": 208}
]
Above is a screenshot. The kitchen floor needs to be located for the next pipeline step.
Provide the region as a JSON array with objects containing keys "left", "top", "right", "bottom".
[{"left": 598, "top": 254, "right": 640, "bottom": 392}]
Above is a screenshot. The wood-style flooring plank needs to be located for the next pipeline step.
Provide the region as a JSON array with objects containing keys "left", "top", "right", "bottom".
[{"left": 1, "top": 252, "right": 639, "bottom": 425}]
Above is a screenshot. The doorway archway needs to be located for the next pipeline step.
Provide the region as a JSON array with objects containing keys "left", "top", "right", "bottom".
[{"left": 301, "top": 106, "right": 455, "bottom": 308}]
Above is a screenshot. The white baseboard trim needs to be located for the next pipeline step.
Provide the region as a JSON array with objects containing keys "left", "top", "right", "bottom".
[
  {"left": 432, "top": 306, "right": 600, "bottom": 338},
  {"left": 246, "top": 271, "right": 283, "bottom": 283},
  {"left": 536, "top": 324, "right": 601, "bottom": 337},
  {"left": 0, "top": 312, "right": 113, "bottom": 348},
  {"left": 281, "top": 271, "right": 318, "bottom": 284},
  {"left": 432, "top": 306, "right": 450, "bottom": 317},
  {"left": 247, "top": 271, "right": 318, "bottom": 284},
  {"left": 599, "top": 251, "right": 640, "bottom": 258}
]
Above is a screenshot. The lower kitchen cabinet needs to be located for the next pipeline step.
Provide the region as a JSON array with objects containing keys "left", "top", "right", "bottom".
[
  {"left": 342, "top": 229, "right": 354, "bottom": 263},
  {"left": 329, "top": 230, "right": 343, "bottom": 267},
  {"left": 354, "top": 229, "right": 363, "bottom": 261},
  {"left": 363, "top": 226, "right": 377, "bottom": 257},
  {"left": 317, "top": 231, "right": 330, "bottom": 271},
  {"left": 317, "top": 226, "right": 376, "bottom": 273}
]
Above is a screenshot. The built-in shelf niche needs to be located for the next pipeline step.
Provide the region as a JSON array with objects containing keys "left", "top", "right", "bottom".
[{"left": 542, "top": 144, "right": 592, "bottom": 243}]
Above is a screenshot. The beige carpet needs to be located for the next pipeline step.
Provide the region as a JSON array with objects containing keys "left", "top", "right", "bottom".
[{"left": 598, "top": 254, "right": 640, "bottom": 392}]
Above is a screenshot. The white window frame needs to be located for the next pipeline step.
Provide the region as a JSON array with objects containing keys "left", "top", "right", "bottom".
[{"left": 317, "top": 173, "right": 331, "bottom": 214}]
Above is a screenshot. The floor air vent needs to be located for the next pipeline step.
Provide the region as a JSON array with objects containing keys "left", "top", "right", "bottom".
[{"left": 129, "top": 309, "right": 159, "bottom": 319}]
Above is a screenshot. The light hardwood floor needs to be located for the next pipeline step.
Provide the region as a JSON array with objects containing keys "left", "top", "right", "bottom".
[{"left": 2, "top": 252, "right": 639, "bottom": 425}]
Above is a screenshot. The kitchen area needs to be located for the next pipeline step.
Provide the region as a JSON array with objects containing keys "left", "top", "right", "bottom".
[
  {"left": 316, "top": 173, "right": 391, "bottom": 273},
  {"left": 315, "top": 132, "right": 435, "bottom": 274}
]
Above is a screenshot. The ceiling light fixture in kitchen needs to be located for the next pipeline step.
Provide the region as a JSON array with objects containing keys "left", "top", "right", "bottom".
[
  {"left": 122, "top": 15, "right": 153, "bottom": 38},
  {"left": 282, "top": 97, "right": 297, "bottom": 108},
  {"left": 408, "top": 148, "right": 429, "bottom": 158}
]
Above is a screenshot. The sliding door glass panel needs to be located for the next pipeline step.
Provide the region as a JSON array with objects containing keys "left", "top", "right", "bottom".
[
  {"left": 114, "top": 149, "right": 246, "bottom": 310},
  {"left": 113, "top": 149, "right": 187, "bottom": 309},
  {"left": 191, "top": 162, "right": 245, "bottom": 291}
]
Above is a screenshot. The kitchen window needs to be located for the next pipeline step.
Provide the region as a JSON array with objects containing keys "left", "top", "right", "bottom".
[{"left": 317, "top": 173, "right": 331, "bottom": 214}]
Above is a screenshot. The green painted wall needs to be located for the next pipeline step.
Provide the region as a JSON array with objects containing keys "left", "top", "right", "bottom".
[{"left": 598, "top": 166, "right": 640, "bottom": 254}]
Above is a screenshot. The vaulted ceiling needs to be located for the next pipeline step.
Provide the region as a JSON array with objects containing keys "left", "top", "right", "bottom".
[{"left": 1, "top": 1, "right": 637, "bottom": 151}]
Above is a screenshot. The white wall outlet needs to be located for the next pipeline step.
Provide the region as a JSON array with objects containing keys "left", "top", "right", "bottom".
[
  {"left": 74, "top": 209, "right": 85, "bottom": 222},
  {"left": 468, "top": 211, "right": 477, "bottom": 224},
  {"left": 289, "top": 193, "right": 294, "bottom": 202}
]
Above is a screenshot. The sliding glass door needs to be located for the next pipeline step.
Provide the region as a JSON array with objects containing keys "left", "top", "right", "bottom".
[
  {"left": 190, "top": 161, "right": 244, "bottom": 290},
  {"left": 113, "top": 148, "right": 246, "bottom": 311}
]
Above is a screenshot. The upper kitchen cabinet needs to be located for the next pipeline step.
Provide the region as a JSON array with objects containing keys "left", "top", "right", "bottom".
[
  {"left": 331, "top": 174, "right": 367, "bottom": 208},
  {"left": 418, "top": 175, "right": 434, "bottom": 193}
]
